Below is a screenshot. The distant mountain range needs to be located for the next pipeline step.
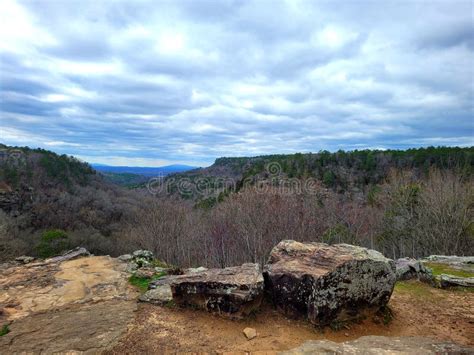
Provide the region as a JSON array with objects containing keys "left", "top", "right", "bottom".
[{"left": 91, "top": 164, "right": 198, "bottom": 177}]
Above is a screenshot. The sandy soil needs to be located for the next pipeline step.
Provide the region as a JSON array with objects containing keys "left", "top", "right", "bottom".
[{"left": 109, "top": 281, "right": 474, "bottom": 354}]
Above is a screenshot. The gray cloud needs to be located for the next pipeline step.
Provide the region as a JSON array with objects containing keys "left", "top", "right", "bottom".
[{"left": 0, "top": 0, "right": 473, "bottom": 166}]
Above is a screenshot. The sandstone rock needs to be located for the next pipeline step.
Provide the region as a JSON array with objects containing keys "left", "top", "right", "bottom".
[
  {"left": 138, "top": 285, "right": 173, "bottom": 305},
  {"left": 15, "top": 256, "right": 35, "bottom": 264},
  {"left": 264, "top": 241, "right": 396, "bottom": 325},
  {"left": 439, "top": 274, "right": 474, "bottom": 288},
  {"left": 0, "top": 256, "right": 137, "bottom": 353},
  {"left": 150, "top": 263, "right": 264, "bottom": 319},
  {"left": 243, "top": 327, "right": 257, "bottom": 340},
  {"left": 280, "top": 335, "right": 473, "bottom": 354},
  {"left": 395, "top": 257, "right": 434, "bottom": 284}
]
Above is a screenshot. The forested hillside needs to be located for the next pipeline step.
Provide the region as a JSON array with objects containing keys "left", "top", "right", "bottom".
[
  {"left": 166, "top": 147, "right": 474, "bottom": 202},
  {"left": 0, "top": 144, "right": 145, "bottom": 260},
  {"left": 0, "top": 144, "right": 473, "bottom": 265}
]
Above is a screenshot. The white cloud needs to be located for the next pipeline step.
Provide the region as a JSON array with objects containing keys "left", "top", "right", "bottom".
[{"left": 0, "top": 0, "right": 472, "bottom": 166}]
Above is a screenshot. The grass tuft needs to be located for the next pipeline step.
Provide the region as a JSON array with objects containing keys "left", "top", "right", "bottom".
[
  {"left": 423, "top": 262, "right": 474, "bottom": 278},
  {"left": 129, "top": 272, "right": 167, "bottom": 292},
  {"left": 0, "top": 324, "right": 10, "bottom": 336}
]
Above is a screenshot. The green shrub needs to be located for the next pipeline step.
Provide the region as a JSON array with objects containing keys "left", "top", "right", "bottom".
[{"left": 37, "top": 229, "right": 69, "bottom": 258}]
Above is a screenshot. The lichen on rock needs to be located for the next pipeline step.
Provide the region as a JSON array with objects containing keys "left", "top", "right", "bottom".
[{"left": 264, "top": 240, "right": 396, "bottom": 325}]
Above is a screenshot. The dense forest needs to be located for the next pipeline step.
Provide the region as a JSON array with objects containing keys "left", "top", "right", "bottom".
[{"left": 0, "top": 144, "right": 473, "bottom": 265}]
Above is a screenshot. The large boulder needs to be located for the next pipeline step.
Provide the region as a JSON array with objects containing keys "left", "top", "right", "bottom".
[
  {"left": 149, "top": 263, "right": 263, "bottom": 319},
  {"left": 263, "top": 241, "right": 396, "bottom": 325},
  {"left": 280, "top": 336, "right": 473, "bottom": 354},
  {"left": 395, "top": 257, "right": 435, "bottom": 284}
]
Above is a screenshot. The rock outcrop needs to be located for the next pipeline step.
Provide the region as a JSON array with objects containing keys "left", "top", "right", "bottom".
[
  {"left": 395, "top": 257, "right": 435, "bottom": 284},
  {"left": 422, "top": 255, "right": 474, "bottom": 289},
  {"left": 46, "top": 247, "right": 91, "bottom": 263},
  {"left": 439, "top": 274, "right": 474, "bottom": 288},
  {"left": 280, "top": 336, "right": 474, "bottom": 354},
  {"left": 149, "top": 263, "right": 264, "bottom": 319},
  {"left": 264, "top": 240, "right": 396, "bottom": 325},
  {"left": 423, "top": 255, "right": 474, "bottom": 264},
  {"left": 0, "top": 254, "right": 137, "bottom": 353}
]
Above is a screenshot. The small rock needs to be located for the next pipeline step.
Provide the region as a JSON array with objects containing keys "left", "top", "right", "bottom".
[
  {"left": 132, "top": 250, "right": 154, "bottom": 261},
  {"left": 154, "top": 267, "right": 169, "bottom": 274},
  {"left": 117, "top": 254, "right": 133, "bottom": 262},
  {"left": 15, "top": 256, "right": 35, "bottom": 264},
  {"left": 139, "top": 285, "right": 173, "bottom": 305},
  {"left": 134, "top": 267, "right": 156, "bottom": 279},
  {"left": 243, "top": 327, "right": 257, "bottom": 340},
  {"left": 125, "top": 262, "right": 139, "bottom": 273}
]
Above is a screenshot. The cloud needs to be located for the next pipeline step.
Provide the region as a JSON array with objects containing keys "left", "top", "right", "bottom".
[{"left": 0, "top": 0, "right": 473, "bottom": 166}]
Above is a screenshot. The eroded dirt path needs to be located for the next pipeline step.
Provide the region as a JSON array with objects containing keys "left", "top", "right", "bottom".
[
  {"left": 109, "top": 281, "right": 474, "bottom": 354},
  {"left": 0, "top": 256, "right": 138, "bottom": 353}
]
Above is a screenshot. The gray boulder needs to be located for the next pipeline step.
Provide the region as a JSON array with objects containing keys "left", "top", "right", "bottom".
[
  {"left": 139, "top": 285, "right": 173, "bottom": 305},
  {"left": 264, "top": 240, "right": 396, "bottom": 325},
  {"left": 395, "top": 257, "right": 435, "bottom": 284},
  {"left": 149, "top": 263, "right": 264, "bottom": 319},
  {"left": 280, "top": 336, "right": 473, "bottom": 354}
]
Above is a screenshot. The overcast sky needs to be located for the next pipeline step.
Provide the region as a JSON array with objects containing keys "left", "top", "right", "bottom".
[{"left": 0, "top": 0, "right": 473, "bottom": 167}]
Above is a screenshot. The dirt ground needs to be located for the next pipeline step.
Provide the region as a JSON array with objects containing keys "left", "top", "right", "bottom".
[{"left": 109, "top": 281, "right": 474, "bottom": 354}]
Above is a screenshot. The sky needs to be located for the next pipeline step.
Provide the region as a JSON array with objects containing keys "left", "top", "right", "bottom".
[{"left": 0, "top": 0, "right": 473, "bottom": 167}]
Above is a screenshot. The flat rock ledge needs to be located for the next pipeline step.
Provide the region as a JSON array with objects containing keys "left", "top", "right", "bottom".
[
  {"left": 280, "top": 336, "right": 474, "bottom": 354},
  {"left": 149, "top": 263, "right": 264, "bottom": 319},
  {"left": 264, "top": 240, "right": 396, "bottom": 325}
]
